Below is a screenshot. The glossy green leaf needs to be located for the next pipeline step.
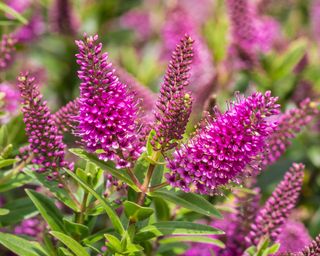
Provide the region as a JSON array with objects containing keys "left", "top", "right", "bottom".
[
  {"left": 0, "top": 159, "right": 16, "bottom": 169},
  {"left": 50, "top": 231, "right": 90, "bottom": 256},
  {"left": 134, "top": 221, "right": 223, "bottom": 242},
  {"left": 26, "top": 189, "right": 67, "bottom": 233},
  {"left": 63, "top": 218, "right": 89, "bottom": 239},
  {"left": 150, "top": 190, "right": 222, "bottom": 218},
  {"left": 104, "top": 234, "right": 122, "bottom": 253},
  {"left": 0, "top": 125, "right": 8, "bottom": 148},
  {"left": 159, "top": 236, "right": 225, "bottom": 248},
  {"left": 69, "top": 148, "right": 139, "bottom": 191},
  {"left": 123, "top": 201, "right": 154, "bottom": 222},
  {"left": 0, "top": 232, "right": 48, "bottom": 256},
  {"left": 65, "top": 169, "right": 125, "bottom": 235},
  {"left": 0, "top": 3, "right": 28, "bottom": 24}
]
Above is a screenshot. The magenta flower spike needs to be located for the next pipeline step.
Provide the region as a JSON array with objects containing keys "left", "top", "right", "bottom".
[
  {"left": 261, "top": 99, "right": 318, "bottom": 170},
  {"left": 14, "top": 217, "right": 46, "bottom": 241},
  {"left": 0, "top": 34, "right": 17, "bottom": 72},
  {"left": 247, "top": 163, "right": 304, "bottom": 245},
  {"left": 152, "top": 34, "right": 194, "bottom": 152},
  {"left": 52, "top": 99, "right": 79, "bottom": 133},
  {"left": 18, "top": 73, "right": 68, "bottom": 179},
  {"left": 166, "top": 91, "right": 280, "bottom": 195},
  {"left": 75, "top": 34, "right": 143, "bottom": 169}
]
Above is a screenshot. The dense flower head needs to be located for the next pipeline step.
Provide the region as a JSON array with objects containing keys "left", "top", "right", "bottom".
[
  {"left": 294, "top": 235, "right": 320, "bottom": 256},
  {"left": 18, "top": 72, "right": 68, "bottom": 176},
  {"left": 261, "top": 99, "right": 319, "bottom": 169},
  {"left": 50, "top": 0, "right": 78, "bottom": 35},
  {"left": 153, "top": 34, "right": 194, "bottom": 152},
  {"left": 247, "top": 163, "right": 304, "bottom": 245},
  {"left": 52, "top": 98, "right": 79, "bottom": 133},
  {"left": 0, "top": 82, "right": 20, "bottom": 122},
  {"left": 166, "top": 91, "right": 280, "bottom": 195},
  {"left": 0, "top": 34, "right": 17, "bottom": 71},
  {"left": 276, "top": 220, "right": 311, "bottom": 255},
  {"left": 75, "top": 34, "right": 143, "bottom": 168}
]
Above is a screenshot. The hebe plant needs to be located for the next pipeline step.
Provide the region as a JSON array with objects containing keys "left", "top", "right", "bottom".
[{"left": 0, "top": 0, "right": 320, "bottom": 256}]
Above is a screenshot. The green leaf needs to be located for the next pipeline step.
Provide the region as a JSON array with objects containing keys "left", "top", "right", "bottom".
[
  {"left": 26, "top": 189, "right": 66, "bottom": 233},
  {"left": 0, "top": 172, "right": 32, "bottom": 192},
  {"left": 0, "top": 208, "right": 9, "bottom": 215},
  {"left": 0, "top": 232, "right": 48, "bottom": 256},
  {"left": 0, "top": 197, "right": 36, "bottom": 226},
  {"left": 50, "top": 231, "right": 90, "bottom": 256},
  {"left": 150, "top": 190, "right": 222, "bottom": 218},
  {"left": 104, "top": 234, "right": 123, "bottom": 253},
  {"left": 0, "top": 125, "right": 8, "bottom": 148},
  {"left": 65, "top": 169, "right": 125, "bottom": 235},
  {"left": 69, "top": 148, "right": 139, "bottom": 192},
  {"left": 0, "top": 159, "right": 16, "bottom": 169},
  {"left": 134, "top": 221, "right": 223, "bottom": 242},
  {"left": 159, "top": 236, "right": 225, "bottom": 248},
  {"left": 24, "top": 169, "right": 79, "bottom": 211},
  {"left": 63, "top": 218, "right": 89, "bottom": 239},
  {"left": 123, "top": 201, "right": 154, "bottom": 222},
  {"left": 271, "top": 38, "right": 307, "bottom": 80},
  {"left": 146, "top": 129, "right": 156, "bottom": 156},
  {"left": 264, "top": 243, "right": 280, "bottom": 255},
  {"left": 0, "top": 3, "right": 28, "bottom": 24},
  {"left": 153, "top": 197, "right": 170, "bottom": 221},
  {"left": 58, "top": 247, "right": 74, "bottom": 256}
]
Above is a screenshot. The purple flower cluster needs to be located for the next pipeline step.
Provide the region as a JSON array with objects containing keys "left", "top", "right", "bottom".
[
  {"left": 18, "top": 73, "right": 68, "bottom": 177},
  {"left": 227, "top": 0, "right": 278, "bottom": 68},
  {"left": 75, "top": 34, "right": 143, "bottom": 168},
  {"left": 276, "top": 220, "right": 311, "bottom": 255},
  {"left": 296, "top": 235, "right": 320, "bottom": 256},
  {"left": 14, "top": 12, "right": 45, "bottom": 43},
  {"left": 247, "top": 163, "right": 304, "bottom": 245},
  {"left": 261, "top": 99, "right": 318, "bottom": 169},
  {"left": 166, "top": 91, "right": 280, "bottom": 195},
  {"left": 14, "top": 217, "right": 46, "bottom": 241},
  {"left": 0, "top": 82, "right": 20, "bottom": 122},
  {"left": 50, "top": 0, "right": 78, "bottom": 35},
  {"left": 52, "top": 99, "right": 79, "bottom": 133},
  {"left": 153, "top": 35, "right": 194, "bottom": 152},
  {"left": 0, "top": 34, "right": 17, "bottom": 71}
]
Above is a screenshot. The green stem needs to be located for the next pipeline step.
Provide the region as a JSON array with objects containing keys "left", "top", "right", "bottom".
[
  {"left": 57, "top": 174, "right": 81, "bottom": 209},
  {"left": 149, "top": 181, "right": 169, "bottom": 192},
  {"left": 126, "top": 167, "right": 142, "bottom": 188},
  {"left": 78, "top": 191, "right": 89, "bottom": 225},
  {"left": 0, "top": 153, "right": 33, "bottom": 184}
]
